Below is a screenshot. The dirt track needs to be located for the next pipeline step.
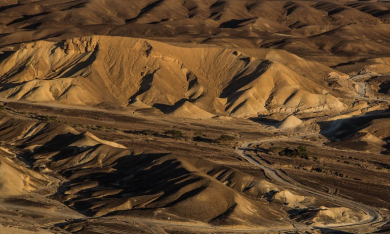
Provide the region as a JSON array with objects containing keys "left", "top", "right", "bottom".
[{"left": 236, "top": 135, "right": 388, "bottom": 233}]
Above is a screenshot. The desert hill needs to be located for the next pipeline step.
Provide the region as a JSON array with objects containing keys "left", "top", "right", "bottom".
[
  {"left": 0, "top": 0, "right": 389, "bottom": 120},
  {"left": 0, "top": 153, "right": 49, "bottom": 196},
  {"left": 0, "top": 0, "right": 390, "bottom": 62},
  {"left": 0, "top": 35, "right": 348, "bottom": 117},
  {"left": 276, "top": 115, "right": 303, "bottom": 130},
  {"left": 0, "top": 0, "right": 389, "bottom": 233},
  {"left": 0, "top": 115, "right": 366, "bottom": 228},
  {"left": 325, "top": 114, "right": 390, "bottom": 154}
]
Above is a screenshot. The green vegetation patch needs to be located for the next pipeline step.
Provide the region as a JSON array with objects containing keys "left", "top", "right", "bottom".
[
  {"left": 164, "top": 129, "right": 183, "bottom": 139},
  {"left": 215, "top": 134, "right": 235, "bottom": 143},
  {"left": 279, "top": 146, "right": 309, "bottom": 159}
]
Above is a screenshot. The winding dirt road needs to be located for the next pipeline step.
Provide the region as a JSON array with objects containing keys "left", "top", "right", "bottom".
[{"left": 236, "top": 135, "right": 386, "bottom": 233}]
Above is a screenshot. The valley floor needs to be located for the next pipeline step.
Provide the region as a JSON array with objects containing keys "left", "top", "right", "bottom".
[{"left": 0, "top": 99, "right": 389, "bottom": 233}]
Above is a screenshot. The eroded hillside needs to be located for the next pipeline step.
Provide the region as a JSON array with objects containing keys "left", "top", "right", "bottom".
[
  {"left": 1, "top": 0, "right": 390, "bottom": 234},
  {"left": 0, "top": 35, "right": 358, "bottom": 117}
]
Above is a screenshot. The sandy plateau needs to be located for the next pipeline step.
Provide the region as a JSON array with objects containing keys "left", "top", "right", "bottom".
[{"left": 0, "top": 0, "right": 390, "bottom": 234}]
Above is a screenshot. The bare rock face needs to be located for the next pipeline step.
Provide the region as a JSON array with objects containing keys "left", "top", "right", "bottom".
[{"left": 62, "top": 37, "right": 100, "bottom": 54}]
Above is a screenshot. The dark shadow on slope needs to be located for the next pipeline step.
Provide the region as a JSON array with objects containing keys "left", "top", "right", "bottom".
[
  {"left": 224, "top": 61, "right": 281, "bottom": 115},
  {"left": 208, "top": 203, "right": 237, "bottom": 225},
  {"left": 373, "top": 9, "right": 390, "bottom": 18},
  {"left": 61, "top": 3, "right": 86, "bottom": 11},
  {"left": 52, "top": 153, "right": 211, "bottom": 216},
  {"left": 0, "top": 3, "right": 21, "bottom": 13},
  {"left": 0, "top": 51, "right": 14, "bottom": 64},
  {"left": 125, "top": 0, "right": 164, "bottom": 23},
  {"left": 221, "top": 60, "right": 271, "bottom": 99},
  {"left": 152, "top": 98, "right": 189, "bottom": 114},
  {"left": 192, "top": 136, "right": 214, "bottom": 143},
  {"left": 329, "top": 58, "right": 367, "bottom": 68},
  {"left": 59, "top": 45, "right": 99, "bottom": 78},
  {"left": 22, "top": 22, "right": 42, "bottom": 30},
  {"left": 260, "top": 39, "right": 288, "bottom": 48},
  {"left": 374, "top": 221, "right": 390, "bottom": 233},
  {"left": 128, "top": 70, "right": 158, "bottom": 103},
  {"left": 382, "top": 137, "right": 390, "bottom": 155},
  {"left": 210, "top": 0, "right": 226, "bottom": 12},
  {"left": 35, "top": 133, "right": 84, "bottom": 153},
  {"left": 0, "top": 81, "right": 28, "bottom": 93},
  {"left": 6, "top": 12, "right": 50, "bottom": 26},
  {"left": 328, "top": 8, "right": 346, "bottom": 16},
  {"left": 318, "top": 108, "right": 390, "bottom": 141},
  {"left": 283, "top": 2, "right": 298, "bottom": 16},
  {"left": 249, "top": 116, "right": 280, "bottom": 126},
  {"left": 288, "top": 207, "right": 321, "bottom": 222},
  {"left": 220, "top": 18, "right": 256, "bottom": 28},
  {"left": 379, "top": 81, "right": 390, "bottom": 95},
  {"left": 313, "top": 227, "right": 351, "bottom": 234}
]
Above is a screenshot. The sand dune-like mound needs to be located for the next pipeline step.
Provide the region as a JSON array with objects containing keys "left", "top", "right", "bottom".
[
  {"left": 169, "top": 101, "right": 214, "bottom": 119},
  {"left": 272, "top": 190, "right": 310, "bottom": 208},
  {"left": 360, "top": 132, "right": 387, "bottom": 146},
  {"left": 276, "top": 115, "right": 303, "bottom": 130},
  {"left": 312, "top": 207, "right": 367, "bottom": 226},
  {"left": 290, "top": 206, "right": 367, "bottom": 226},
  {"left": 0, "top": 35, "right": 346, "bottom": 118}
]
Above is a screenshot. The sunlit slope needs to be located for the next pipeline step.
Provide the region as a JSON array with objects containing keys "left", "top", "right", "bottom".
[{"left": 0, "top": 36, "right": 346, "bottom": 117}]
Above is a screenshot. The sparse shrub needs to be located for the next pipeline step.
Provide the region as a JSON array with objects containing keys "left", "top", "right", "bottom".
[
  {"left": 269, "top": 147, "right": 283, "bottom": 155},
  {"left": 279, "top": 146, "right": 309, "bottom": 159},
  {"left": 312, "top": 167, "right": 322, "bottom": 173},
  {"left": 194, "top": 131, "right": 205, "bottom": 137},
  {"left": 141, "top": 129, "right": 158, "bottom": 135},
  {"left": 105, "top": 127, "right": 118, "bottom": 132},
  {"left": 279, "top": 147, "right": 296, "bottom": 157},
  {"left": 164, "top": 129, "right": 183, "bottom": 139},
  {"left": 48, "top": 116, "right": 57, "bottom": 122},
  {"left": 297, "top": 146, "right": 309, "bottom": 159},
  {"left": 34, "top": 114, "right": 57, "bottom": 122},
  {"left": 216, "top": 134, "right": 235, "bottom": 143}
]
